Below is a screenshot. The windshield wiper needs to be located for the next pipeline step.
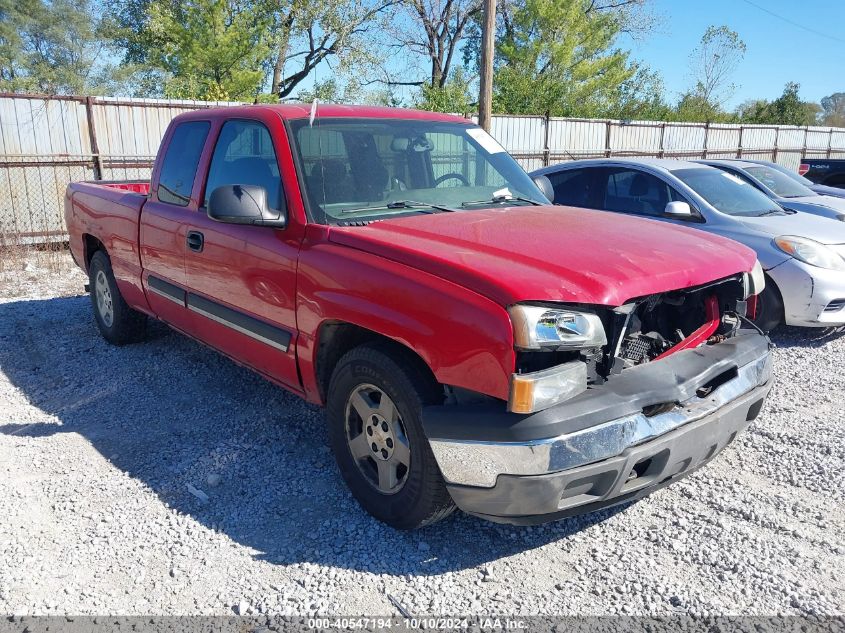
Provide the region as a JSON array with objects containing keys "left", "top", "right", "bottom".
[
  {"left": 341, "top": 200, "right": 459, "bottom": 214},
  {"left": 757, "top": 209, "right": 787, "bottom": 216},
  {"left": 461, "top": 194, "right": 544, "bottom": 208}
]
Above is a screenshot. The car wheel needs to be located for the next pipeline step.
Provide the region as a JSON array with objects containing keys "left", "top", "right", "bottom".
[
  {"left": 753, "top": 279, "right": 784, "bottom": 333},
  {"left": 88, "top": 250, "right": 147, "bottom": 345},
  {"left": 326, "top": 342, "right": 455, "bottom": 529}
]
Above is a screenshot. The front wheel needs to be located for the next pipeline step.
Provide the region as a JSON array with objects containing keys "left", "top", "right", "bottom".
[
  {"left": 326, "top": 343, "right": 455, "bottom": 529},
  {"left": 753, "top": 280, "right": 784, "bottom": 333}
]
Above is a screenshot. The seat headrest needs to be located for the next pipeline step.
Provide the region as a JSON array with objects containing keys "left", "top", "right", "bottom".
[{"left": 629, "top": 173, "right": 651, "bottom": 196}]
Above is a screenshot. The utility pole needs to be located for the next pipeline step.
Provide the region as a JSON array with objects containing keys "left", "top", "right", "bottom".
[{"left": 478, "top": 0, "right": 495, "bottom": 132}]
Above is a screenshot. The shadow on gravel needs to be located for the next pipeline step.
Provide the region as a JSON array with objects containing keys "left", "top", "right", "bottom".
[
  {"left": 769, "top": 325, "right": 845, "bottom": 349},
  {"left": 1, "top": 295, "right": 625, "bottom": 576}
]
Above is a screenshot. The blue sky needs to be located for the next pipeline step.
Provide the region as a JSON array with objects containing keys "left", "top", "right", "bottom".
[{"left": 624, "top": 0, "right": 845, "bottom": 108}]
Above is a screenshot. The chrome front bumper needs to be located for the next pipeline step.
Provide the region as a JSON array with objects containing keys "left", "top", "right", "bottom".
[{"left": 429, "top": 351, "right": 771, "bottom": 488}]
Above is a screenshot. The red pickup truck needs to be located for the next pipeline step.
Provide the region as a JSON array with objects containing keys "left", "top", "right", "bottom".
[{"left": 65, "top": 105, "right": 772, "bottom": 529}]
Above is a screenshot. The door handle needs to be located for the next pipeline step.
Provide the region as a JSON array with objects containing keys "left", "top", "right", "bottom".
[{"left": 186, "top": 230, "right": 204, "bottom": 252}]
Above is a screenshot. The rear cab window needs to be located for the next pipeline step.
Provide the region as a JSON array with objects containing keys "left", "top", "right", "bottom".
[{"left": 157, "top": 121, "right": 210, "bottom": 206}]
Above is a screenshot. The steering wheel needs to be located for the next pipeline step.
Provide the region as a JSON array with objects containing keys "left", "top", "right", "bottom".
[{"left": 434, "top": 173, "right": 470, "bottom": 187}]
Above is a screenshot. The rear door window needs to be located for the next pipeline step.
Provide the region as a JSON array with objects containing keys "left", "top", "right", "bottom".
[{"left": 157, "top": 121, "right": 210, "bottom": 206}]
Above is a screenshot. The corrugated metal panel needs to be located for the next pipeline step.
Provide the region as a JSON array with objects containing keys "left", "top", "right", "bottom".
[
  {"left": 489, "top": 115, "right": 545, "bottom": 153},
  {"left": 548, "top": 118, "right": 606, "bottom": 160},
  {"left": 609, "top": 121, "right": 662, "bottom": 156},
  {"left": 741, "top": 126, "right": 778, "bottom": 154},
  {"left": 664, "top": 123, "right": 707, "bottom": 156}
]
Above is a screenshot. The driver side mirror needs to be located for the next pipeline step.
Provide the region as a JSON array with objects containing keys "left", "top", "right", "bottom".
[
  {"left": 664, "top": 201, "right": 693, "bottom": 218},
  {"left": 532, "top": 175, "right": 554, "bottom": 203},
  {"left": 208, "top": 185, "right": 286, "bottom": 228}
]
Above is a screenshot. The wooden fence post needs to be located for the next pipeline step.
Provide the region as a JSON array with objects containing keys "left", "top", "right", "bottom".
[
  {"left": 702, "top": 122, "right": 710, "bottom": 158},
  {"left": 828, "top": 129, "right": 834, "bottom": 159},
  {"left": 737, "top": 126, "right": 744, "bottom": 158},
  {"left": 604, "top": 121, "right": 612, "bottom": 158},
  {"left": 85, "top": 96, "right": 103, "bottom": 180},
  {"left": 773, "top": 127, "right": 780, "bottom": 163}
]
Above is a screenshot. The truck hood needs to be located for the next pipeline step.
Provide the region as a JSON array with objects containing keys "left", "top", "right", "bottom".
[
  {"left": 739, "top": 211, "right": 845, "bottom": 245},
  {"left": 328, "top": 205, "right": 756, "bottom": 306}
]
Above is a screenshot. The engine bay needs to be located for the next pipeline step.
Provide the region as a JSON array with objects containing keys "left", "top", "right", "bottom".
[{"left": 513, "top": 274, "right": 752, "bottom": 384}]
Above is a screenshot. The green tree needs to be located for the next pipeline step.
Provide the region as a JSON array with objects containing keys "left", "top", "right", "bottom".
[
  {"left": 109, "top": 0, "right": 395, "bottom": 101},
  {"left": 0, "top": 0, "right": 118, "bottom": 94},
  {"left": 490, "top": 0, "right": 655, "bottom": 117},
  {"left": 295, "top": 77, "right": 396, "bottom": 105},
  {"left": 126, "top": 0, "right": 271, "bottom": 100},
  {"left": 820, "top": 92, "right": 845, "bottom": 127},
  {"left": 415, "top": 66, "right": 474, "bottom": 113},
  {"left": 737, "top": 83, "right": 821, "bottom": 126},
  {"left": 674, "top": 25, "right": 745, "bottom": 122}
]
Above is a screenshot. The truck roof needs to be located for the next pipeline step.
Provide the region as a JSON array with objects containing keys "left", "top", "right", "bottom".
[{"left": 171, "top": 104, "right": 471, "bottom": 124}]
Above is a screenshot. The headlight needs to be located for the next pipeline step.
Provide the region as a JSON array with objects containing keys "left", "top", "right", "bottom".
[
  {"left": 774, "top": 236, "right": 845, "bottom": 271},
  {"left": 509, "top": 362, "right": 587, "bottom": 414},
  {"left": 743, "top": 260, "right": 766, "bottom": 298},
  {"left": 508, "top": 305, "right": 607, "bottom": 350}
]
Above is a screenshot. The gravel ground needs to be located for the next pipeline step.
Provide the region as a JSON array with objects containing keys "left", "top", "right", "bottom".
[{"left": 0, "top": 250, "right": 843, "bottom": 618}]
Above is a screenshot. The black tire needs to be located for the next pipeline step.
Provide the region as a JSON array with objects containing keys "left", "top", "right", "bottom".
[
  {"left": 753, "top": 278, "right": 784, "bottom": 333},
  {"left": 326, "top": 342, "right": 455, "bottom": 529},
  {"left": 88, "top": 250, "right": 147, "bottom": 345}
]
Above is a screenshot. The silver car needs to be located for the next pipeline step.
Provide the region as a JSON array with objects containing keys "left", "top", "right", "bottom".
[
  {"left": 743, "top": 159, "right": 845, "bottom": 200},
  {"left": 530, "top": 158, "right": 845, "bottom": 330},
  {"left": 698, "top": 158, "right": 845, "bottom": 219}
]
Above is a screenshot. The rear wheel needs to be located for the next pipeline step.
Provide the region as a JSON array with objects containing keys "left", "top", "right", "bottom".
[
  {"left": 753, "top": 279, "right": 784, "bottom": 333},
  {"left": 326, "top": 343, "right": 455, "bottom": 529},
  {"left": 88, "top": 251, "right": 147, "bottom": 345}
]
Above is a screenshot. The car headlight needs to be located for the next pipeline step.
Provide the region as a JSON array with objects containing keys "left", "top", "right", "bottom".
[
  {"left": 774, "top": 236, "right": 845, "bottom": 271},
  {"left": 743, "top": 259, "right": 766, "bottom": 298},
  {"left": 508, "top": 305, "right": 607, "bottom": 350}
]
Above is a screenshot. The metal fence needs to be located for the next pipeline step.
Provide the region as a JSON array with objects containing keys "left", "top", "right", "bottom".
[
  {"left": 0, "top": 93, "right": 241, "bottom": 245},
  {"left": 2, "top": 93, "right": 845, "bottom": 244}
]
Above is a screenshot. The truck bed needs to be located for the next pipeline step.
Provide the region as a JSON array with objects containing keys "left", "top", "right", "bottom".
[
  {"left": 64, "top": 179, "right": 151, "bottom": 313},
  {"left": 78, "top": 180, "right": 151, "bottom": 195}
]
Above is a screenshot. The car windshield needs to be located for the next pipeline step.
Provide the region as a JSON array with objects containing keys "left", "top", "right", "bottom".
[
  {"left": 744, "top": 165, "right": 815, "bottom": 198},
  {"left": 673, "top": 168, "right": 785, "bottom": 216},
  {"left": 756, "top": 162, "right": 817, "bottom": 188},
  {"left": 288, "top": 118, "right": 546, "bottom": 224}
]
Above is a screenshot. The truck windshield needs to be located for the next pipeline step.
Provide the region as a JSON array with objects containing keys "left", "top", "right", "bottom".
[
  {"left": 673, "top": 168, "right": 785, "bottom": 217},
  {"left": 288, "top": 118, "right": 547, "bottom": 224},
  {"left": 743, "top": 165, "right": 816, "bottom": 198}
]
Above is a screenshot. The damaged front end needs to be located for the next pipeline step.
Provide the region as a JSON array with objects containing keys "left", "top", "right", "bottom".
[
  {"left": 507, "top": 269, "right": 765, "bottom": 414},
  {"left": 604, "top": 273, "right": 756, "bottom": 376}
]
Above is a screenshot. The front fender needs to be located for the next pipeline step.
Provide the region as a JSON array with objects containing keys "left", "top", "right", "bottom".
[{"left": 296, "top": 241, "right": 515, "bottom": 405}]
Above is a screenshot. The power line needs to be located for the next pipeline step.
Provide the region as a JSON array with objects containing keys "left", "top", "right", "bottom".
[{"left": 739, "top": 0, "right": 845, "bottom": 45}]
